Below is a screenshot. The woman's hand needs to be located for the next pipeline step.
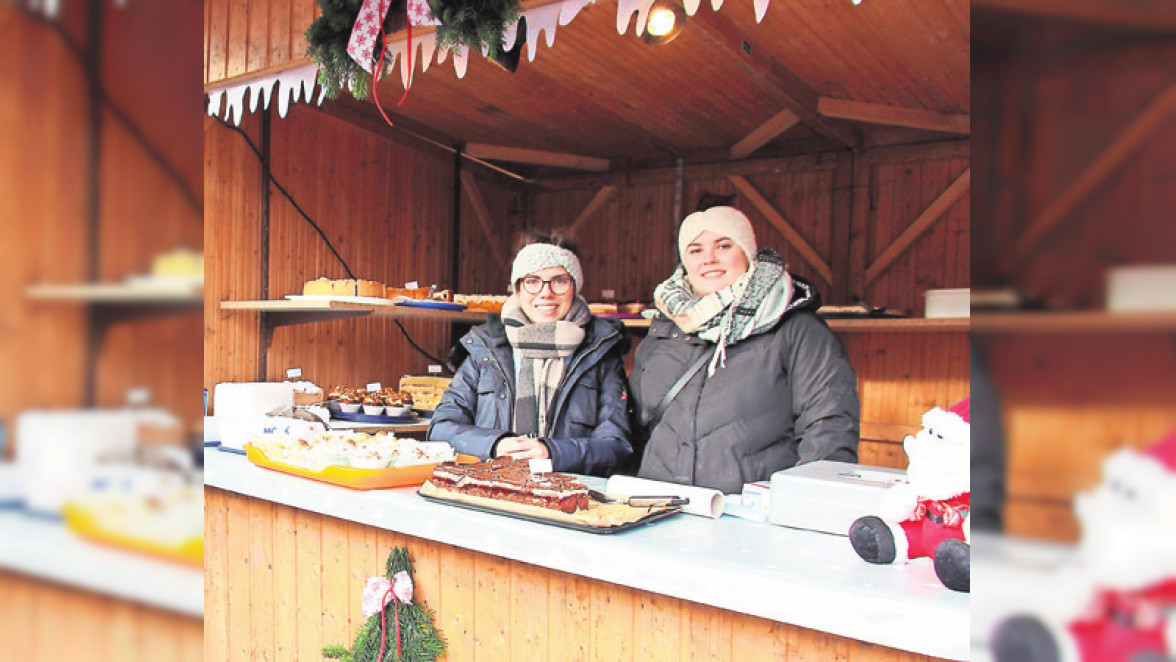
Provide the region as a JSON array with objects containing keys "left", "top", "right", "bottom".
[{"left": 494, "top": 436, "right": 551, "bottom": 460}]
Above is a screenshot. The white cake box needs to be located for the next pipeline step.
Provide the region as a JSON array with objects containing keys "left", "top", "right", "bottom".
[
  {"left": 213, "top": 382, "right": 294, "bottom": 418},
  {"left": 923, "top": 288, "right": 970, "bottom": 318},
  {"left": 1106, "top": 264, "right": 1176, "bottom": 312},
  {"left": 769, "top": 461, "right": 907, "bottom": 535}
]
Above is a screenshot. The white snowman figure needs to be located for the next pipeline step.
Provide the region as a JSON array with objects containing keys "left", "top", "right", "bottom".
[{"left": 992, "top": 431, "right": 1176, "bottom": 662}]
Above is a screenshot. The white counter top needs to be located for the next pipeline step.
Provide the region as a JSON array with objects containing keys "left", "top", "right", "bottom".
[
  {"left": 205, "top": 449, "right": 968, "bottom": 660},
  {"left": 0, "top": 510, "right": 203, "bottom": 617}
]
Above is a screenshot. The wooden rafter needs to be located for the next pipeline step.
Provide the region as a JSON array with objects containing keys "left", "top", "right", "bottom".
[
  {"left": 1008, "top": 83, "right": 1176, "bottom": 269},
  {"left": 567, "top": 186, "right": 618, "bottom": 238},
  {"left": 696, "top": 13, "right": 856, "bottom": 148},
  {"left": 865, "top": 168, "right": 971, "bottom": 284},
  {"left": 818, "top": 98, "right": 970, "bottom": 135},
  {"left": 730, "top": 108, "right": 802, "bottom": 160},
  {"left": 727, "top": 176, "right": 833, "bottom": 284},
  {"left": 971, "top": 0, "right": 1176, "bottom": 30},
  {"left": 465, "top": 143, "right": 610, "bottom": 172},
  {"left": 459, "top": 170, "right": 508, "bottom": 266}
]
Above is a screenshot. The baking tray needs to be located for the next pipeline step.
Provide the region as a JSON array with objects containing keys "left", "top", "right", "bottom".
[
  {"left": 244, "top": 443, "right": 478, "bottom": 490},
  {"left": 418, "top": 490, "right": 681, "bottom": 534},
  {"left": 62, "top": 503, "right": 204, "bottom": 567}
]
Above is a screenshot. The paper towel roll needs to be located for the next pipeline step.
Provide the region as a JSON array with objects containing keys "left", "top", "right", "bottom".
[{"left": 605, "top": 475, "right": 724, "bottom": 519}]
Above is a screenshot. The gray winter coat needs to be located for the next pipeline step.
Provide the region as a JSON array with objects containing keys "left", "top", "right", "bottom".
[
  {"left": 630, "top": 281, "right": 860, "bottom": 494},
  {"left": 427, "top": 316, "right": 633, "bottom": 476}
]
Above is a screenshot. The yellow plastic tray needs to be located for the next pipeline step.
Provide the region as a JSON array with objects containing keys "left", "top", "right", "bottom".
[
  {"left": 63, "top": 503, "right": 204, "bottom": 567},
  {"left": 244, "top": 443, "right": 479, "bottom": 490}
]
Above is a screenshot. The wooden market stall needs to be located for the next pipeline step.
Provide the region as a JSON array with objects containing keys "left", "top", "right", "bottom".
[{"left": 204, "top": 0, "right": 970, "bottom": 659}]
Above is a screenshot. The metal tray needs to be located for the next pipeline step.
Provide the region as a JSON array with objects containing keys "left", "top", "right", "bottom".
[{"left": 418, "top": 490, "right": 681, "bottom": 534}]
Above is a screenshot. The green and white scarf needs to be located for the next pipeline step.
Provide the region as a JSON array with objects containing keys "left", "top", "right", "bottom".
[
  {"left": 501, "top": 294, "right": 592, "bottom": 436},
  {"left": 654, "top": 249, "right": 796, "bottom": 376}
]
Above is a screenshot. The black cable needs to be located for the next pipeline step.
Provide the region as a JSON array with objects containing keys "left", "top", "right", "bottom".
[
  {"left": 213, "top": 114, "right": 356, "bottom": 279},
  {"left": 17, "top": 5, "right": 202, "bottom": 215},
  {"left": 394, "top": 319, "right": 448, "bottom": 370}
]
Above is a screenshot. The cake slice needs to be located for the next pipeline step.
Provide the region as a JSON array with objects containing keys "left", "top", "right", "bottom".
[{"left": 429, "top": 457, "right": 589, "bottom": 513}]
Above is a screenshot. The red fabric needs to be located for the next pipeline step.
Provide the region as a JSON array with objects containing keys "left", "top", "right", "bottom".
[
  {"left": 1143, "top": 430, "right": 1176, "bottom": 472},
  {"left": 946, "top": 396, "right": 970, "bottom": 424},
  {"left": 900, "top": 493, "right": 970, "bottom": 559},
  {"left": 1068, "top": 579, "right": 1176, "bottom": 661}
]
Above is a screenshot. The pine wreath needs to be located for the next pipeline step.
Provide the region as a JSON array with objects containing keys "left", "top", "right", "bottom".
[
  {"left": 305, "top": 0, "right": 405, "bottom": 100},
  {"left": 322, "top": 547, "right": 446, "bottom": 662}
]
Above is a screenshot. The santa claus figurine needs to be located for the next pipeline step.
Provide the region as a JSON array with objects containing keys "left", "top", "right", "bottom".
[
  {"left": 849, "top": 396, "right": 971, "bottom": 592},
  {"left": 991, "top": 431, "right": 1176, "bottom": 662}
]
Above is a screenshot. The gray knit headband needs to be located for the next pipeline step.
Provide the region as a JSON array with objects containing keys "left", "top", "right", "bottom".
[{"left": 509, "top": 243, "right": 583, "bottom": 294}]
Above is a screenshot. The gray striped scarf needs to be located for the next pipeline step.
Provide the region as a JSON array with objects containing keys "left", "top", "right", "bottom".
[
  {"left": 654, "top": 249, "right": 794, "bottom": 376},
  {"left": 502, "top": 295, "right": 592, "bottom": 436}
]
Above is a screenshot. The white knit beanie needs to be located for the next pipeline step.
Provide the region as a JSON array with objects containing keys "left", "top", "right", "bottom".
[
  {"left": 509, "top": 243, "right": 583, "bottom": 294},
  {"left": 677, "top": 206, "right": 758, "bottom": 264}
]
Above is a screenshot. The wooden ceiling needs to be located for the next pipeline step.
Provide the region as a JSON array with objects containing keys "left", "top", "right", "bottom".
[{"left": 296, "top": 0, "right": 969, "bottom": 178}]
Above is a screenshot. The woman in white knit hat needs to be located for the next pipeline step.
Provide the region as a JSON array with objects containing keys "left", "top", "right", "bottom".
[
  {"left": 629, "top": 204, "right": 860, "bottom": 494},
  {"left": 427, "top": 233, "right": 634, "bottom": 476}
]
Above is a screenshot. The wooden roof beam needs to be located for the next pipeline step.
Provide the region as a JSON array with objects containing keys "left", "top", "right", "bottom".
[
  {"left": 728, "top": 175, "right": 833, "bottom": 284},
  {"left": 695, "top": 12, "right": 857, "bottom": 149},
  {"left": 567, "top": 186, "right": 618, "bottom": 239},
  {"left": 729, "top": 108, "right": 802, "bottom": 160},
  {"left": 465, "top": 143, "right": 611, "bottom": 172},
  {"left": 460, "top": 170, "right": 509, "bottom": 266},
  {"left": 972, "top": 0, "right": 1176, "bottom": 30},
  {"left": 865, "top": 168, "right": 971, "bottom": 284},
  {"left": 1007, "top": 83, "right": 1176, "bottom": 270},
  {"left": 818, "top": 98, "right": 970, "bottom": 135}
]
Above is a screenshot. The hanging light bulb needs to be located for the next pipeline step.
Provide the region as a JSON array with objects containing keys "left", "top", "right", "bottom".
[{"left": 642, "top": 0, "right": 687, "bottom": 45}]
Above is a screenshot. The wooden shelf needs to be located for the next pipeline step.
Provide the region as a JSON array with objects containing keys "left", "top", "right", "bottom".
[
  {"left": 221, "top": 300, "right": 971, "bottom": 333},
  {"left": 29, "top": 281, "right": 203, "bottom": 304},
  {"left": 622, "top": 316, "right": 969, "bottom": 332},
  {"left": 971, "top": 310, "right": 1176, "bottom": 333},
  {"left": 221, "top": 298, "right": 489, "bottom": 327}
]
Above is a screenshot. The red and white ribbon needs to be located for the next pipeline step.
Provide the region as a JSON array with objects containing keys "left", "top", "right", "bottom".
[
  {"left": 346, "top": 0, "right": 394, "bottom": 73},
  {"left": 361, "top": 572, "right": 414, "bottom": 617}
]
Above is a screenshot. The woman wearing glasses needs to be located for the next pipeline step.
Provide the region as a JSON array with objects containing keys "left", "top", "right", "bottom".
[{"left": 427, "top": 234, "right": 634, "bottom": 476}]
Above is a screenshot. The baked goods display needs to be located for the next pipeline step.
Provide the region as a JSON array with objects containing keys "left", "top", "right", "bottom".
[
  {"left": 454, "top": 294, "right": 508, "bottom": 313},
  {"left": 588, "top": 302, "right": 618, "bottom": 315},
  {"left": 428, "top": 457, "right": 590, "bottom": 513},
  {"left": 398, "top": 375, "right": 453, "bottom": 412},
  {"left": 290, "top": 380, "right": 324, "bottom": 406},
  {"left": 419, "top": 457, "right": 681, "bottom": 529},
  {"left": 249, "top": 430, "right": 455, "bottom": 471},
  {"left": 386, "top": 287, "right": 451, "bottom": 302},
  {"left": 328, "top": 386, "right": 414, "bottom": 416}
]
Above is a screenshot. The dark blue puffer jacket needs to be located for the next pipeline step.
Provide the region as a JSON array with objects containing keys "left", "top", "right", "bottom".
[{"left": 426, "top": 316, "right": 633, "bottom": 476}]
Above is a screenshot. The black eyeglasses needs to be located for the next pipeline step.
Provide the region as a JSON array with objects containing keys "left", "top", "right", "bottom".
[{"left": 520, "top": 274, "right": 573, "bottom": 295}]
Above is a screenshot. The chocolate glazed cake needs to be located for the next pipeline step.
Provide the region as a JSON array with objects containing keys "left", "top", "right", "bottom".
[{"left": 430, "top": 457, "right": 590, "bottom": 514}]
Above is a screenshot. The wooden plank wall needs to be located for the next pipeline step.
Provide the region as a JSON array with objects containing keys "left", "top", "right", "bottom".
[
  {"left": 0, "top": 570, "right": 203, "bottom": 662},
  {"left": 2, "top": 3, "right": 203, "bottom": 434},
  {"left": 973, "top": 19, "right": 1176, "bottom": 541},
  {"left": 205, "top": 0, "right": 319, "bottom": 86},
  {"left": 206, "top": 487, "right": 950, "bottom": 662},
  {"left": 0, "top": 10, "right": 89, "bottom": 428}
]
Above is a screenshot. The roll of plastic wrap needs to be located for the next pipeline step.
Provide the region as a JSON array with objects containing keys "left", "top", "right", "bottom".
[{"left": 605, "top": 475, "right": 724, "bottom": 519}]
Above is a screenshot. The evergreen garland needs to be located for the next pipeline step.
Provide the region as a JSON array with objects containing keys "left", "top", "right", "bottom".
[
  {"left": 305, "top": 0, "right": 402, "bottom": 100},
  {"left": 426, "top": 0, "right": 520, "bottom": 57},
  {"left": 322, "top": 546, "right": 447, "bottom": 662}
]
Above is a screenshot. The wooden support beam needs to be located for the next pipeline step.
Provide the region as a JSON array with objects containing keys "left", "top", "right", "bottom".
[
  {"left": 971, "top": 0, "right": 1176, "bottom": 30},
  {"left": 729, "top": 108, "right": 802, "bottom": 160},
  {"left": 695, "top": 13, "right": 856, "bottom": 148},
  {"left": 727, "top": 175, "right": 833, "bottom": 284},
  {"left": 865, "top": 168, "right": 971, "bottom": 284},
  {"left": 818, "top": 98, "right": 970, "bottom": 135},
  {"left": 459, "top": 170, "right": 509, "bottom": 266},
  {"left": 465, "top": 143, "right": 610, "bottom": 172},
  {"left": 567, "top": 186, "right": 618, "bottom": 238},
  {"left": 1008, "top": 83, "right": 1176, "bottom": 269}
]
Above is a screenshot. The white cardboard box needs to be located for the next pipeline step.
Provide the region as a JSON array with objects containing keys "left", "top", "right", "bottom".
[
  {"left": 1106, "top": 264, "right": 1176, "bottom": 312},
  {"left": 212, "top": 382, "right": 294, "bottom": 418},
  {"left": 769, "top": 460, "right": 907, "bottom": 535},
  {"left": 924, "top": 288, "right": 970, "bottom": 318}
]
